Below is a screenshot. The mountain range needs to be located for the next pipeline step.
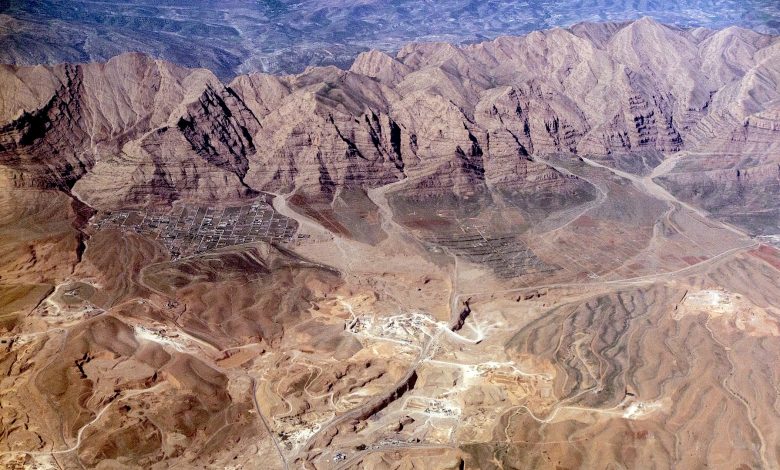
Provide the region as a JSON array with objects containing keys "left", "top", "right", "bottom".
[
  {"left": 1, "top": 17, "right": 778, "bottom": 235},
  {"left": 2, "top": 18, "right": 780, "bottom": 470},
  {"left": 1, "top": 0, "right": 779, "bottom": 78}
]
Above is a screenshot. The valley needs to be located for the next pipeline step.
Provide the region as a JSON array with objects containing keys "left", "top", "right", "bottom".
[{"left": 1, "top": 18, "right": 779, "bottom": 469}]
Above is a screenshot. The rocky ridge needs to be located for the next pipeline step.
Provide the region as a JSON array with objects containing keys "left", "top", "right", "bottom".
[{"left": 0, "top": 19, "right": 778, "bottom": 231}]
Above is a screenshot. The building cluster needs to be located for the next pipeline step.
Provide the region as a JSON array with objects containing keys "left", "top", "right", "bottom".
[{"left": 90, "top": 198, "right": 298, "bottom": 259}]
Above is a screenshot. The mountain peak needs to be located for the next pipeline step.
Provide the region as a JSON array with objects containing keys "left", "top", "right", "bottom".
[{"left": 350, "top": 49, "right": 411, "bottom": 84}]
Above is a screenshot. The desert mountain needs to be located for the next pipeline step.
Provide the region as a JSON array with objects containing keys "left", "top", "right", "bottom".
[{"left": 0, "top": 18, "right": 777, "bottom": 236}]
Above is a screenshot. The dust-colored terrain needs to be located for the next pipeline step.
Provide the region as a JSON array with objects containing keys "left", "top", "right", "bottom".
[{"left": 1, "top": 19, "right": 780, "bottom": 469}]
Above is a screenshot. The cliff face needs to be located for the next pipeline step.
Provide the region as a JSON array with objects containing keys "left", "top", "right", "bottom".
[{"left": 0, "top": 19, "right": 778, "bottom": 213}]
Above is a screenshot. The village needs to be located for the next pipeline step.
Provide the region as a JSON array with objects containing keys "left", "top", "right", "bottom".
[{"left": 89, "top": 196, "right": 299, "bottom": 259}]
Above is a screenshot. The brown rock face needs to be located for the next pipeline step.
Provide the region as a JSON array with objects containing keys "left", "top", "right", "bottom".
[{"left": 1, "top": 18, "right": 776, "bottom": 216}]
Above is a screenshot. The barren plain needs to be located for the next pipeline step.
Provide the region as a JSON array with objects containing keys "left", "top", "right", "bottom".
[{"left": 0, "top": 18, "right": 779, "bottom": 470}]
